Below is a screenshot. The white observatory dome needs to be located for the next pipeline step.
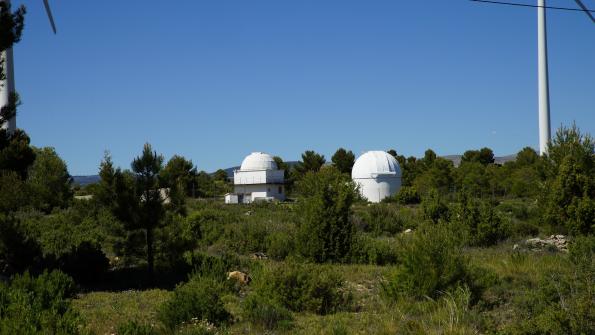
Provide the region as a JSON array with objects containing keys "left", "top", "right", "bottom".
[
  {"left": 240, "top": 152, "right": 278, "bottom": 171},
  {"left": 352, "top": 151, "right": 402, "bottom": 203}
]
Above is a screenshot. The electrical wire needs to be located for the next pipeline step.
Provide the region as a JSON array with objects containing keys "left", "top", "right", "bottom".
[{"left": 469, "top": 0, "right": 595, "bottom": 13}]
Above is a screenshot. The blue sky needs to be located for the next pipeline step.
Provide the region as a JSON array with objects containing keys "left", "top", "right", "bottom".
[{"left": 14, "top": 0, "right": 595, "bottom": 175}]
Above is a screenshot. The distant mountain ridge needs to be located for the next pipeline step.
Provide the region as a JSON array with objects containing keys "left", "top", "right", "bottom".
[{"left": 72, "top": 156, "right": 516, "bottom": 186}]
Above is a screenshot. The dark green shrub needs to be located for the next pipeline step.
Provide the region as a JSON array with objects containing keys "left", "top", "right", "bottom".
[
  {"left": 382, "top": 223, "right": 495, "bottom": 301},
  {"left": 156, "top": 213, "right": 197, "bottom": 267},
  {"left": 296, "top": 167, "right": 358, "bottom": 263},
  {"left": 158, "top": 276, "right": 231, "bottom": 331},
  {"left": 420, "top": 189, "right": 449, "bottom": 224},
  {"left": 187, "top": 208, "right": 232, "bottom": 247},
  {"left": 266, "top": 230, "right": 296, "bottom": 260},
  {"left": 355, "top": 203, "right": 404, "bottom": 236},
  {"left": 508, "top": 220, "right": 539, "bottom": 238},
  {"left": 58, "top": 241, "right": 109, "bottom": 284},
  {"left": 0, "top": 270, "right": 81, "bottom": 334},
  {"left": 254, "top": 261, "right": 351, "bottom": 315},
  {"left": 183, "top": 251, "right": 247, "bottom": 282},
  {"left": 509, "top": 238, "right": 594, "bottom": 334},
  {"left": 242, "top": 293, "right": 293, "bottom": 330},
  {"left": 116, "top": 320, "right": 158, "bottom": 335},
  {"left": 394, "top": 186, "right": 421, "bottom": 204},
  {"left": 451, "top": 195, "right": 508, "bottom": 246},
  {"left": 0, "top": 216, "right": 43, "bottom": 275},
  {"left": 350, "top": 234, "right": 399, "bottom": 265}
]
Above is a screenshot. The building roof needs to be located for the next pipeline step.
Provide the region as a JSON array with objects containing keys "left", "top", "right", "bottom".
[
  {"left": 240, "top": 152, "right": 278, "bottom": 171},
  {"left": 352, "top": 151, "right": 402, "bottom": 179}
]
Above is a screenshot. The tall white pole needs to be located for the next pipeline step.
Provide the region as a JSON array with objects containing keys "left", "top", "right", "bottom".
[
  {"left": 0, "top": 0, "right": 16, "bottom": 133},
  {"left": 538, "top": 0, "right": 551, "bottom": 155}
]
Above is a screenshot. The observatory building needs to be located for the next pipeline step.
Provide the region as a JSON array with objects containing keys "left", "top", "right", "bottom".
[
  {"left": 352, "top": 151, "right": 402, "bottom": 203},
  {"left": 225, "top": 152, "right": 285, "bottom": 204}
]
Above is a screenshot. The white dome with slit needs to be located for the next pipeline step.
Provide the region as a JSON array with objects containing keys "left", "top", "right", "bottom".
[
  {"left": 240, "top": 152, "right": 278, "bottom": 171},
  {"left": 352, "top": 151, "right": 402, "bottom": 203}
]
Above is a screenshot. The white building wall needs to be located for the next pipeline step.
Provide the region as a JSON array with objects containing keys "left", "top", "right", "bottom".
[
  {"left": 233, "top": 183, "right": 285, "bottom": 203},
  {"left": 354, "top": 176, "right": 401, "bottom": 203},
  {"left": 234, "top": 170, "right": 284, "bottom": 185}
]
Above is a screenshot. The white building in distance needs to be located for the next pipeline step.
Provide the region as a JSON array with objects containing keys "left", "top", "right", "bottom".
[
  {"left": 225, "top": 152, "right": 285, "bottom": 204},
  {"left": 352, "top": 151, "right": 402, "bottom": 203}
]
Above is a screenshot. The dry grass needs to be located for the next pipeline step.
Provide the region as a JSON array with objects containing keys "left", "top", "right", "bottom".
[{"left": 74, "top": 289, "right": 171, "bottom": 335}]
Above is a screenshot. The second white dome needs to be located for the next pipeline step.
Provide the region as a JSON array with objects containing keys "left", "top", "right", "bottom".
[{"left": 240, "top": 152, "right": 278, "bottom": 171}]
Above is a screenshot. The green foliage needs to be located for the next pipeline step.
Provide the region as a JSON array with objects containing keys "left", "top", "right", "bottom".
[
  {"left": 508, "top": 236, "right": 594, "bottom": 334},
  {"left": 0, "top": 129, "right": 36, "bottom": 180},
  {"left": 354, "top": 203, "right": 405, "bottom": 236},
  {"left": 183, "top": 251, "right": 247, "bottom": 283},
  {"left": 212, "top": 169, "right": 228, "bottom": 183},
  {"left": 461, "top": 147, "right": 495, "bottom": 166},
  {"left": 160, "top": 155, "right": 197, "bottom": 211},
  {"left": 296, "top": 167, "right": 357, "bottom": 263},
  {"left": 156, "top": 213, "right": 198, "bottom": 267},
  {"left": 266, "top": 229, "right": 296, "bottom": 261},
  {"left": 420, "top": 189, "right": 449, "bottom": 224},
  {"left": 0, "top": 2, "right": 25, "bottom": 48},
  {"left": 58, "top": 241, "right": 109, "bottom": 284},
  {"left": 242, "top": 293, "right": 293, "bottom": 330},
  {"left": 393, "top": 186, "right": 421, "bottom": 204},
  {"left": 0, "top": 171, "right": 29, "bottom": 213},
  {"left": 293, "top": 150, "right": 326, "bottom": 178},
  {"left": 253, "top": 261, "right": 351, "bottom": 315},
  {"left": 20, "top": 203, "right": 114, "bottom": 259},
  {"left": 158, "top": 276, "right": 231, "bottom": 331},
  {"left": 413, "top": 156, "right": 454, "bottom": 195},
  {"left": 350, "top": 234, "right": 399, "bottom": 265},
  {"left": 455, "top": 161, "right": 489, "bottom": 196},
  {"left": 26, "top": 147, "right": 73, "bottom": 212},
  {"left": 0, "top": 215, "right": 43, "bottom": 274},
  {"left": 331, "top": 148, "right": 355, "bottom": 175},
  {"left": 542, "top": 124, "right": 594, "bottom": 235},
  {"left": 0, "top": 270, "right": 81, "bottom": 334},
  {"left": 382, "top": 223, "right": 496, "bottom": 301},
  {"left": 116, "top": 320, "right": 158, "bottom": 335},
  {"left": 451, "top": 195, "right": 507, "bottom": 246}
]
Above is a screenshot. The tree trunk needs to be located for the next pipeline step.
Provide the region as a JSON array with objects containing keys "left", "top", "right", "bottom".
[{"left": 146, "top": 227, "right": 154, "bottom": 278}]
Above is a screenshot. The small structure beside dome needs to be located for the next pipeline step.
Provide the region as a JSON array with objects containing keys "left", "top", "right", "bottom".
[
  {"left": 225, "top": 152, "right": 285, "bottom": 204},
  {"left": 352, "top": 151, "right": 402, "bottom": 203}
]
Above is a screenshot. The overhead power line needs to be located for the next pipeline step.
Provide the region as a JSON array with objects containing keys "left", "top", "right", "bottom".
[{"left": 469, "top": 0, "right": 595, "bottom": 13}]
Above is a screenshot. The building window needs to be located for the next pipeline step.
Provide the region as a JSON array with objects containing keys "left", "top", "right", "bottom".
[
  {"left": 279, "top": 186, "right": 283, "bottom": 194},
  {"left": 267, "top": 187, "right": 271, "bottom": 192}
]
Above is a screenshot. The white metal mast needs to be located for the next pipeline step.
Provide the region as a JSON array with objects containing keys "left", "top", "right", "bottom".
[
  {"left": 0, "top": 0, "right": 16, "bottom": 133},
  {"left": 537, "top": 0, "right": 551, "bottom": 155},
  {"left": 0, "top": 0, "right": 56, "bottom": 133}
]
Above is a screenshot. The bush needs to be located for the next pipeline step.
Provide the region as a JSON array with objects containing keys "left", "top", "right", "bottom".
[
  {"left": 350, "top": 234, "right": 399, "bottom": 265},
  {"left": 156, "top": 213, "right": 198, "bottom": 268},
  {"left": 253, "top": 261, "right": 351, "bottom": 315},
  {"left": 420, "top": 189, "right": 449, "bottom": 224},
  {"left": 116, "top": 321, "right": 158, "bottom": 335},
  {"left": 187, "top": 208, "right": 232, "bottom": 247},
  {"left": 266, "top": 230, "right": 296, "bottom": 261},
  {"left": 452, "top": 196, "right": 508, "bottom": 246},
  {"left": 0, "top": 216, "right": 44, "bottom": 275},
  {"left": 382, "top": 223, "right": 496, "bottom": 302},
  {"left": 183, "top": 251, "right": 248, "bottom": 283},
  {"left": 58, "top": 241, "right": 109, "bottom": 284},
  {"left": 508, "top": 236, "right": 594, "bottom": 334},
  {"left": 158, "top": 276, "right": 231, "bottom": 331},
  {"left": 394, "top": 186, "right": 421, "bottom": 205},
  {"left": 296, "top": 167, "right": 358, "bottom": 263},
  {"left": 242, "top": 293, "right": 293, "bottom": 330},
  {"left": 354, "top": 203, "right": 405, "bottom": 236},
  {"left": 0, "top": 270, "right": 81, "bottom": 334}
]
